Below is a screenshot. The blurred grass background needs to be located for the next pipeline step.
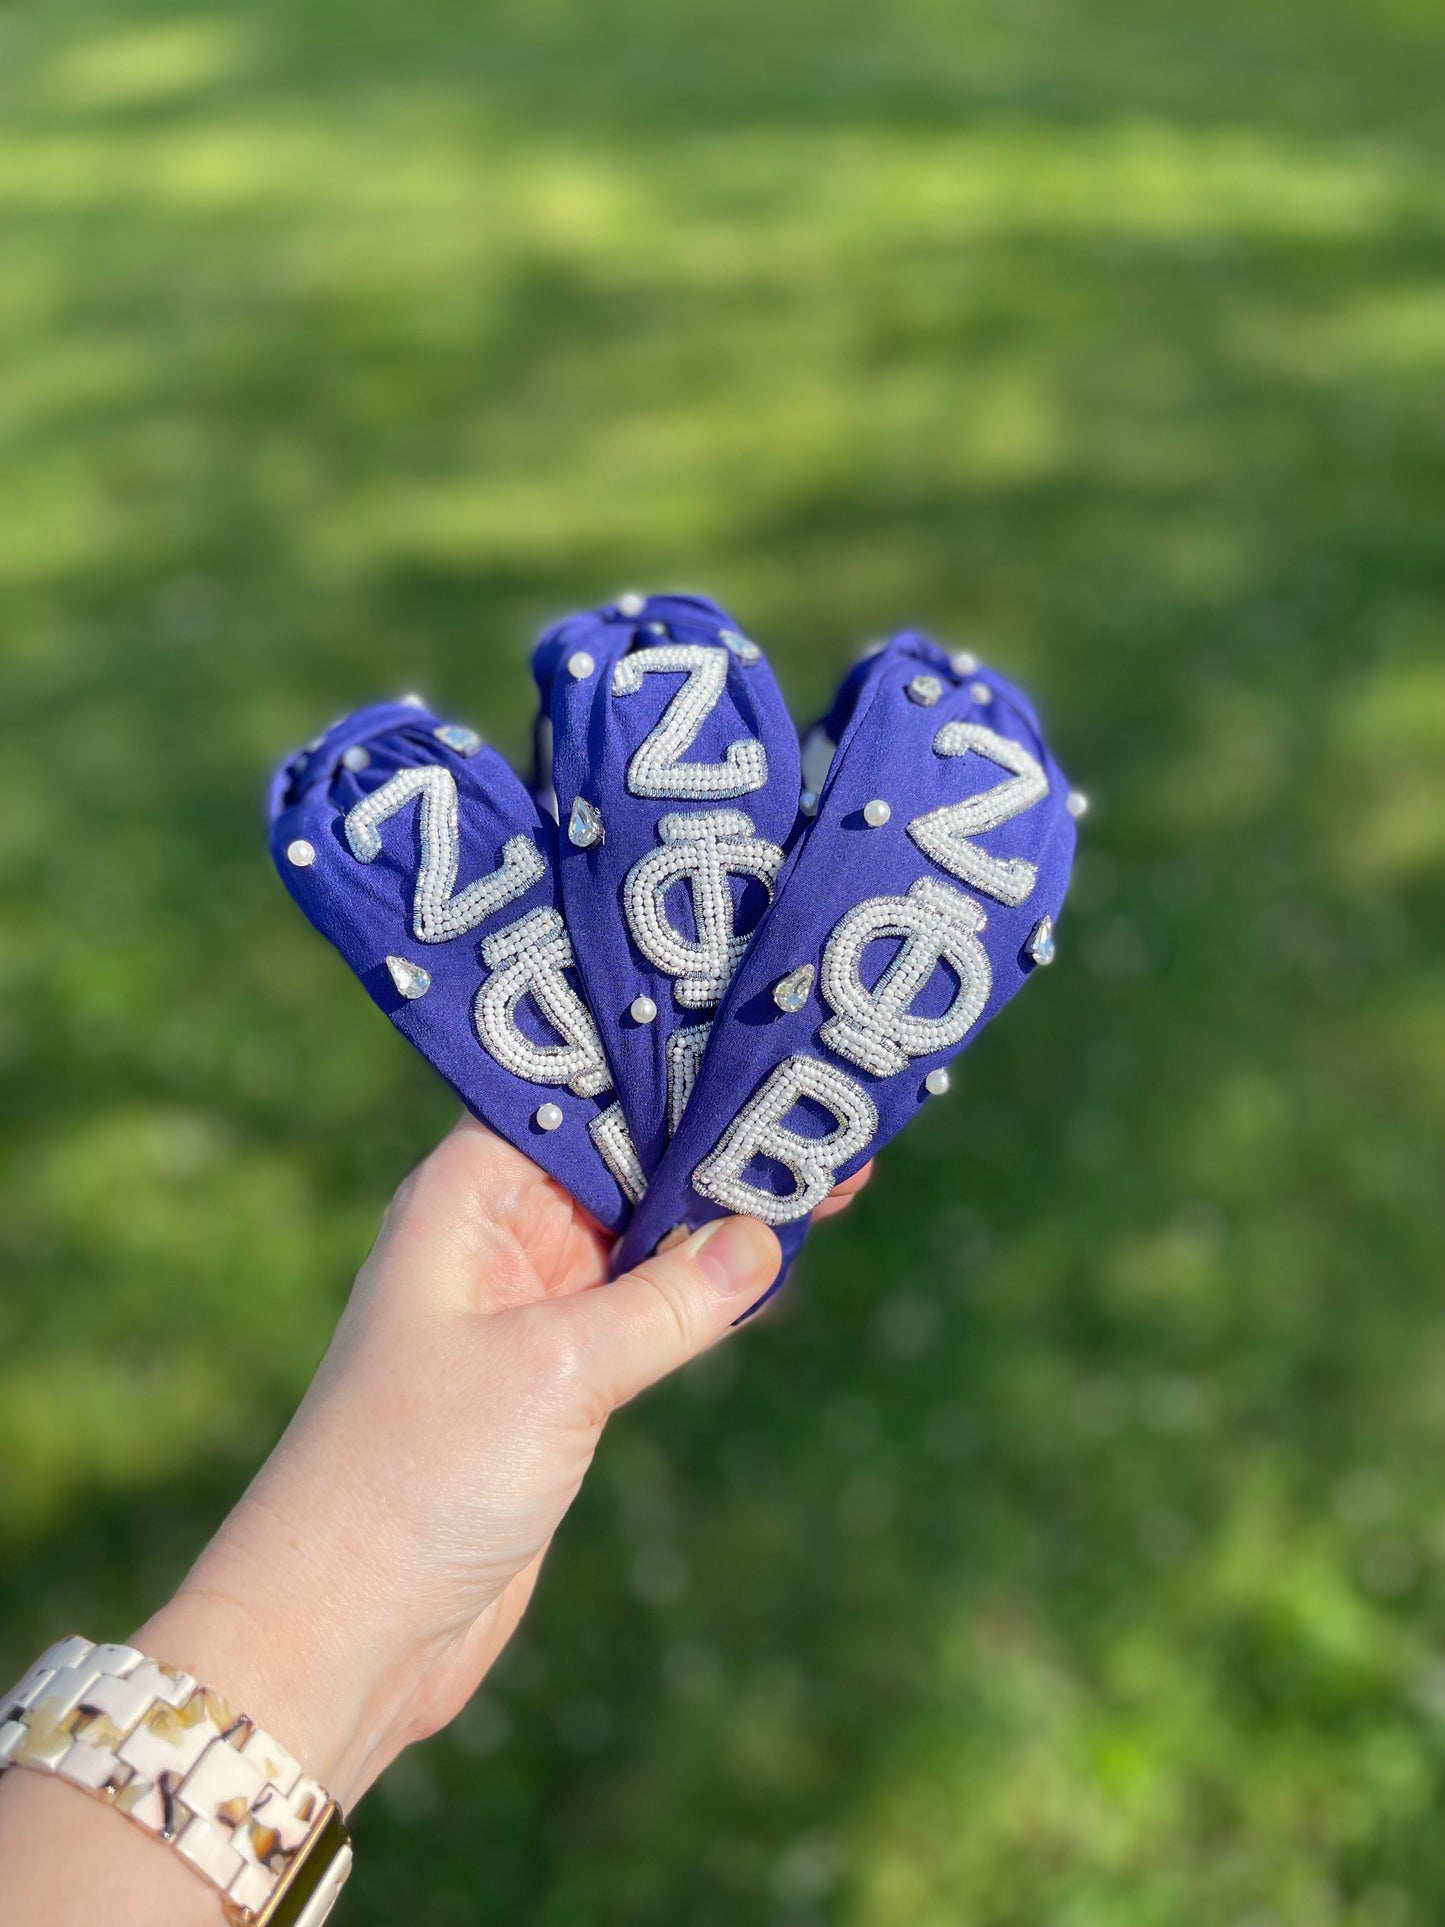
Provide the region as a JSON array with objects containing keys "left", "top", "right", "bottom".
[{"left": 2, "top": 0, "right": 1444, "bottom": 1921}]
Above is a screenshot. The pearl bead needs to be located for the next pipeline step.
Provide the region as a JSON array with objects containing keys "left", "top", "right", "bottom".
[
  {"left": 617, "top": 592, "right": 646, "bottom": 618},
  {"left": 567, "top": 651, "right": 595, "bottom": 680},
  {"left": 341, "top": 746, "right": 371, "bottom": 772},
  {"left": 630, "top": 995, "right": 658, "bottom": 1024},
  {"left": 950, "top": 650, "right": 978, "bottom": 676},
  {"left": 398, "top": 692, "right": 427, "bottom": 708},
  {"left": 863, "top": 798, "right": 891, "bottom": 827},
  {"left": 1066, "top": 790, "right": 1089, "bottom": 819},
  {"left": 969, "top": 681, "right": 992, "bottom": 705},
  {"left": 925, "top": 1067, "right": 951, "bottom": 1096},
  {"left": 286, "top": 839, "right": 316, "bottom": 867},
  {"left": 535, "top": 1102, "right": 565, "bottom": 1132},
  {"left": 800, "top": 789, "right": 819, "bottom": 817}
]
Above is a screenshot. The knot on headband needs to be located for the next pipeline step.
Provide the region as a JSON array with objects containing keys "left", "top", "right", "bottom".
[{"left": 270, "top": 596, "right": 1079, "bottom": 1285}]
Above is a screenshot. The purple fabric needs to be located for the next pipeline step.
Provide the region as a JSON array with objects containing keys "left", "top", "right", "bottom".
[
  {"left": 267, "top": 616, "right": 1076, "bottom": 1294},
  {"left": 533, "top": 594, "right": 801, "bottom": 1176},
  {"left": 613, "top": 633, "right": 1077, "bottom": 1284},
  {"left": 269, "top": 701, "right": 633, "bottom": 1231}
]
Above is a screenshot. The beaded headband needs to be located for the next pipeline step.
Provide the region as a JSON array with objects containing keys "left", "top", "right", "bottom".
[{"left": 270, "top": 599, "right": 1079, "bottom": 1280}]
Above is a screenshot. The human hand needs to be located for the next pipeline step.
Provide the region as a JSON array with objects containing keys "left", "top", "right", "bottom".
[{"left": 134, "top": 1117, "right": 871, "bottom": 1811}]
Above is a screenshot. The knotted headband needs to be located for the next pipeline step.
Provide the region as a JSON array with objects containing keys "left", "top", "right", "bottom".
[{"left": 270, "top": 602, "right": 1079, "bottom": 1285}]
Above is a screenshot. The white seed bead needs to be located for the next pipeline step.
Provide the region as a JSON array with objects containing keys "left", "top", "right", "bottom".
[
  {"left": 567, "top": 651, "right": 596, "bottom": 681},
  {"left": 630, "top": 995, "right": 658, "bottom": 1024},
  {"left": 341, "top": 746, "right": 371, "bottom": 772},
  {"left": 286, "top": 839, "right": 316, "bottom": 867},
  {"left": 863, "top": 798, "right": 891, "bottom": 827},
  {"left": 925, "top": 1067, "right": 951, "bottom": 1096},
  {"left": 535, "top": 1103, "right": 565, "bottom": 1132},
  {"left": 617, "top": 592, "right": 646, "bottom": 618}
]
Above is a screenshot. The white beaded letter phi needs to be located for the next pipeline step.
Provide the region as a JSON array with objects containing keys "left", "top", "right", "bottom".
[
  {"left": 474, "top": 906, "right": 613, "bottom": 1097},
  {"left": 623, "top": 811, "right": 784, "bottom": 1007},
  {"left": 819, "top": 876, "right": 992, "bottom": 1077}
]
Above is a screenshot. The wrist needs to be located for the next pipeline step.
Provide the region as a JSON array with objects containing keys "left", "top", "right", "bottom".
[{"left": 133, "top": 1509, "right": 421, "bottom": 1812}]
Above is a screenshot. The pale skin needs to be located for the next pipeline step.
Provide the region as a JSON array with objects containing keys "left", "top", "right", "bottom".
[{"left": 0, "top": 1116, "right": 870, "bottom": 1922}]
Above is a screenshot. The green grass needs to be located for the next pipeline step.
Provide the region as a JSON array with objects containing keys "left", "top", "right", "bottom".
[{"left": 3, "top": 0, "right": 1445, "bottom": 1920}]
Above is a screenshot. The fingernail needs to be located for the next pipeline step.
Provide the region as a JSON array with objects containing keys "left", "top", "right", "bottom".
[{"left": 686, "top": 1216, "right": 779, "bottom": 1298}]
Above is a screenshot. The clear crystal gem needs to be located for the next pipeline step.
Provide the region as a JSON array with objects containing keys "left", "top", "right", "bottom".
[
  {"left": 535, "top": 1102, "right": 565, "bottom": 1132},
  {"left": 1026, "top": 915, "right": 1056, "bottom": 966},
  {"left": 569, "top": 796, "right": 605, "bottom": 847},
  {"left": 286, "top": 839, "right": 315, "bottom": 867},
  {"left": 434, "top": 723, "right": 483, "bottom": 756},
  {"left": 719, "top": 629, "right": 761, "bottom": 665},
  {"left": 863, "top": 798, "right": 891, "bottom": 827},
  {"left": 386, "top": 955, "right": 431, "bottom": 1000},
  {"left": 799, "top": 788, "right": 819, "bottom": 817},
  {"left": 773, "top": 964, "right": 815, "bottom": 1013},
  {"left": 907, "top": 675, "right": 943, "bottom": 707}
]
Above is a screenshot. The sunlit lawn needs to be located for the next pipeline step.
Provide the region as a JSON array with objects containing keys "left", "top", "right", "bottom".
[{"left": 2, "top": 1, "right": 1444, "bottom": 1922}]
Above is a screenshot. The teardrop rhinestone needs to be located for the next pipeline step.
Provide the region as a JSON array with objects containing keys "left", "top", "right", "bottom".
[
  {"left": 1026, "top": 915, "right": 1056, "bottom": 967},
  {"left": 386, "top": 955, "right": 431, "bottom": 1000},
  {"left": 719, "top": 628, "right": 761, "bottom": 665},
  {"left": 434, "top": 723, "right": 483, "bottom": 756},
  {"left": 568, "top": 796, "right": 605, "bottom": 848},
  {"left": 773, "top": 963, "right": 815, "bottom": 1013}
]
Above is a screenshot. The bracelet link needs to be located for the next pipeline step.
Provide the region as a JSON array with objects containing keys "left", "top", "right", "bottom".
[
  {"left": 228, "top": 1802, "right": 352, "bottom": 1927},
  {"left": 1, "top": 1637, "right": 352, "bottom": 1927}
]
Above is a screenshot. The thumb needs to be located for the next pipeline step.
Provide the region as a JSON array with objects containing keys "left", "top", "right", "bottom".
[{"left": 557, "top": 1215, "right": 782, "bottom": 1412}]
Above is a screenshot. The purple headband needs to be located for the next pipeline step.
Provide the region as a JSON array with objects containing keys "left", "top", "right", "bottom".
[{"left": 270, "top": 604, "right": 1079, "bottom": 1284}]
